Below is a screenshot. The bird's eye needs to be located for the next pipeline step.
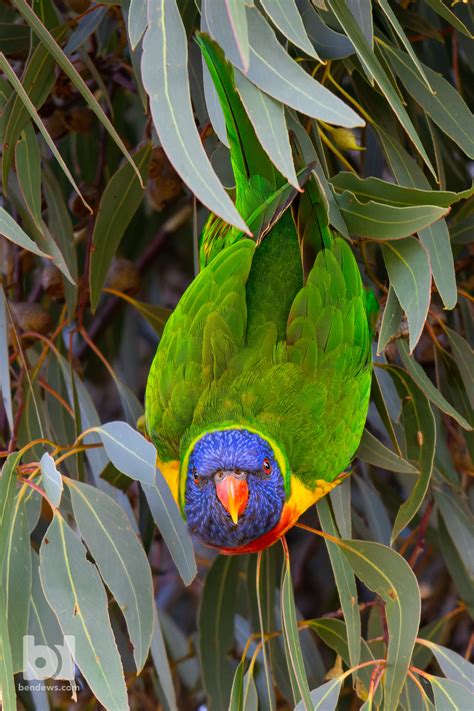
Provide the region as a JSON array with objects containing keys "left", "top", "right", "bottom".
[
  {"left": 262, "top": 458, "right": 272, "bottom": 475},
  {"left": 192, "top": 467, "right": 201, "bottom": 485}
]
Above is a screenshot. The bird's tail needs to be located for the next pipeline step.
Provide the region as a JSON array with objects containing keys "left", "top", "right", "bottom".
[{"left": 197, "top": 33, "right": 306, "bottom": 268}]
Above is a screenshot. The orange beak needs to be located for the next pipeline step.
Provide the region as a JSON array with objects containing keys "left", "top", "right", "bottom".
[{"left": 215, "top": 474, "right": 249, "bottom": 524}]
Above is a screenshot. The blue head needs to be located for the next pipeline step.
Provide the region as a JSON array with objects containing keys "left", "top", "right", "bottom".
[{"left": 184, "top": 429, "right": 286, "bottom": 549}]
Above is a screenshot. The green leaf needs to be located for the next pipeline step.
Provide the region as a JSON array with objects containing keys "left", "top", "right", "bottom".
[
  {"left": 295, "top": 677, "right": 343, "bottom": 711},
  {"left": 28, "top": 550, "right": 65, "bottom": 668},
  {"left": 141, "top": 0, "right": 248, "bottom": 233},
  {"left": 0, "top": 206, "right": 48, "bottom": 257},
  {"left": 142, "top": 479, "right": 197, "bottom": 586},
  {"left": 437, "top": 513, "right": 474, "bottom": 618},
  {"left": 281, "top": 555, "right": 313, "bottom": 710},
  {"left": 435, "top": 488, "right": 474, "bottom": 579},
  {"left": 347, "top": 0, "right": 373, "bottom": 49},
  {"left": 0, "top": 22, "right": 31, "bottom": 54},
  {"left": 64, "top": 5, "right": 107, "bottom": 55},
  {"left": 15, "top": 123, "right": 42, "bottom": 226},
  {"left": 128, "top": 0, "right": 147, "bottom": 49},
  {"left": 418, "top": 640, "right": 473, "bottom": 693},
  {"left": 12, "top": 0, "right": 144, "bottom": 185},
  {"left": 66, "top": 479, "right": 154, "bottom": 673},
  {"left": 260, "top": 0, "right": 319, "bottom": 59},
  {"left": 337, "top": 539, "right": 421, "bottom": 710},
  {"left": 204, "top": 2, "right": 363, "bottom": 127},
  {"left": 2, "top": 492, "right": 31, "bottom": 671},
  {"left": 0, "top": 52, "right": 90, "bottom": 212},
  {"left": 317, "top": 498, "right": 361, "bottom": 670},
  {"left": 336, "top": 191, "right": 448, "bottom": 239},
  {"left": 376, "top": 0, "right": 432, "bottom": 90},
  {"left": 199, "top": 556, "right": 240, "bottom": 711},
  {"left": 386, "top": 366, "right": 436, "bottom": 542},
  {"left": 234, "top": 72, "right": 298, "bottom": 188},
  {"left": 382, "top": 238, "right": 431, "bottom": 352},
  {"left": 42, "top": 165, "right": 78, "bottom": 316},
  {"left": 298, "top": 2, "right": 354, "bottom": 60},
  {"left": 397, "top": 338, "right": 472, "bottom": 430},
  {"left": 357, "top": 428, "right": 419, "bottom": 474},
  {"left": 384, "top": 44, "right": 474, "bottom": 159},
  {"left": 0, "top": 453, "right": 22, "bottom": 567},
  {"left": 444, "top": 327, "right": 474, "bottom": 409},
  {"left": 377, "top": 285, "right": 403, "bottom": 353},
  {"left": 0, "top": 286, "right": 13, "bottom": 432},
  {"left": 242, "top": 669, "right": 258, "bottom": 710},
  {"left": 229, "top": 659, "right": 246, "bottom": 711},
  {"left": 39, "top": 513, "right": 128, "bottom": 710},
  {"left": 40, "top": 452, "right": 63, "bottom": 508},
  {"left": 424, "top": 0, "right": 473, "bottom": 38},
  {"left": 87, "top": 420, "right": 157, "bottom": 485},
  {"left": 225, "top": 0, "right": 250, "bottom": 71},
  {"left": 327, "top": 0, "right": 436, "bottom": 176},
  {"left": 330, "top": 173, "right": 472, "bottom": 208},
  {"left": 0, "top": 586, "right": 16, "bottom": 711},
  {"left": 90, "top": 144, "right": 152, "bottom": 311},
  {"left": 429, "top": 675, "right": 474, "bottom": 710},
  {"left": 151, "top": 604, "right": 177, "bottom": 711},
  {"left": 1, "top": 26, "right": 67, "bottom": 191}
]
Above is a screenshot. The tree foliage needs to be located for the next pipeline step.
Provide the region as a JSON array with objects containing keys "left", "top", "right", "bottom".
[{"left": 0, "top": 0, "right": 473, "bottom": 709}]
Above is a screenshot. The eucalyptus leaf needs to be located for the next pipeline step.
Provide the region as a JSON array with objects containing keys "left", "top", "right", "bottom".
[
  {"left": 40, "top": 452, "right": 63, "bottom": 508},
  {"left": 39, "top": 513, "right": 129, "bottom": 710},
  {"left": 141, "top": 0, "right": 248, "bottom": 232}
]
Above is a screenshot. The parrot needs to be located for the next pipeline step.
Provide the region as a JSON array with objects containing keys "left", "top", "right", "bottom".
[{"left": 144, "top": 34, "right": 376, "bottom": 555}]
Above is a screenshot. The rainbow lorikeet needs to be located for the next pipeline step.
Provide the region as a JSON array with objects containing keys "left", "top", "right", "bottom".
[{"left": 145, "top": 35, "right": 375, "bottom": 554}]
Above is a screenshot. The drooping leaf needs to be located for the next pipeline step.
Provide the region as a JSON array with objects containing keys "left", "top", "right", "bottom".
[
  {"left": 444, "top": 327, "right": 474, "bottom": 409},
  {"left": 382, "top": 238, "right": 431, "bottom": 352},
  {"left": 40, "top": 452, "right": 63, "bottom": 508},
  {"left": 15, "top": 123, "right": 42, "bottom": 226},
  {"left": 295, "top": 677, "right": 343, "bottom": 711},
  {"left": 234, "top": 71, "right": 298, "bottom": 188},
  {"left": 150, "top": 604, "right": 178, "bottom": 711},
  {"left": 357, "top": 428, "right": 418, "bottom": 474},
  {"left": 141, "top": 0, "right": 248, "bottom": 232},
  {"left": 435, "top": 488, "right": 474, "bottom": 579},
  {"left": 64, "top": 5, "right": 107, "bottom": 55},
  {"left": 336, "top": 191, "right": 448, "bottom": 239},
  {"left": 397, "top": 339, "right": 472, "bottom": 430},
  {"left": 418, "top": 640, "right": 473, "bottom": 693},
  {"left": 330, "top": 173, "right": 472, "bottom": 209},
  {"left": 142, "top": 479, "right": 197, "bottom": 586},
  {"left": 327, "top": 0, "right": 436, "bottom": 176},
  {"left": 89, "top": 144, "right": 152, "bottom": 311},
  {"left": 66, "top": 479, "right": 154, "bottom": 673},
  {"left": 281, "top": 555, "right": 313, "bottom": 710},
  {"left": 0, "top": 206, "right": 48, "bottom": 257},
  {"left": 104, "top": 288, "right": 171, "bottom": 335},
  {"left": 199, "top": 555, "right": 241, "bottom": 710},
  {"left": 39, "top": 513, "right": 129, "bottom": 710},
  {"left": 377, "top": 286, "right": 403, "bottom": 353},
  {"left": 385, "top": 366, "right": 436, "bottom": 542},
  {"left": 128, "top": 0, "right": 147, "bottom": 49},
  {"left": 0, "top": 286, "right": 13, "bottom": 432},
  {"left": 317, "top": 498, "right": 361, "bottom": 671},
  {"left": 337, "top": 539, "right": 421, "bottom": 710},
  {"left": 429, "top": 675, "right": 474, "bottom": 710},
  {"left": 260, "top": 0, "right": 319, "bottom": 59},
  {"left": 12, "top": 0, "right": 144, "bottom": 185},
  {"left": 86, "top": 420, "right": 157, "bottom": 486},
  {"left": 204, "top": 1, "right": 363, "bottom": 127},
  {"left": 384, "top": 44, "right": 474, "bottom": 159},
  {"left": 2, "top": 492, "right": 31, "bottom": 671}
]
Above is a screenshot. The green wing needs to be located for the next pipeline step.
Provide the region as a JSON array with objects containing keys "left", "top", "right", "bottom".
[
  {"left": 284, "top": 236, "right": 373, "bottom": 485},
  {"left": 145, "top": 240, "right": 255, "bottom": 461}
]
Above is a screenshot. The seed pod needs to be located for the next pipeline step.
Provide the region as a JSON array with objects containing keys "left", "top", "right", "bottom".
[
  {"left": 105, "top": 257, "right": 140, "bottom": 294},
  {"left": 147, "top": 147, "right": 183, "bottom": 211},
  {"left": 41, "top": 262, "right": 65, "bottom": 301},
  {"left": 10, "top": 302, "right": 54, "bottom": 335}
]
